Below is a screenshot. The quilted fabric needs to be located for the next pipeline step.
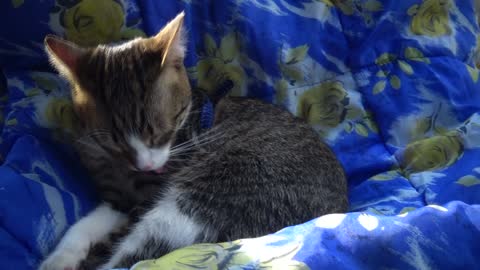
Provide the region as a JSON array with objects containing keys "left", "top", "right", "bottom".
[{"left": 0, "top": 0, "right": 479, "bottom": 269}]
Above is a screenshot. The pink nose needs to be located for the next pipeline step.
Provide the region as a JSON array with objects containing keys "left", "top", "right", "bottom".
[{"left": 140, "top": 163, "right": 153, "bottom": 171}]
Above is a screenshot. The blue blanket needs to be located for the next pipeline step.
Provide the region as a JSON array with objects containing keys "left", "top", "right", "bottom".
[{"left": 0, "top": 0, "right": 479, "bottom": 269}]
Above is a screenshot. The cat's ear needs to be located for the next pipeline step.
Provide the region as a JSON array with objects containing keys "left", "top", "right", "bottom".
[
  {"left": 44, "top": 35, "right": 84, "bottom": 80},
  {"left": 153, "top": 11, "right": 187, "bottom": 66}
]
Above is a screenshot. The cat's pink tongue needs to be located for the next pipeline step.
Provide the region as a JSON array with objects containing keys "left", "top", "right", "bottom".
[{"left": 154, "top": 167, "right": 165, "bottom": 174}]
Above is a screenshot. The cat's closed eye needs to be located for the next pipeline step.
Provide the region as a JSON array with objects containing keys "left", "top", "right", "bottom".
[{"left": 151, "top": 131, "right": 174, "bottom": 147}]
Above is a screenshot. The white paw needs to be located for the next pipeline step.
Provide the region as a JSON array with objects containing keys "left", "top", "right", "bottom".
[{"left": 38, "top": 248, "right": 87, "bottom": 270}]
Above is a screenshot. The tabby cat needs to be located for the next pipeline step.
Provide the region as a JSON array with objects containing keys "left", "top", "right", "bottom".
[{"left": 39, "top": 12, "right": 348, "bottom": 270}]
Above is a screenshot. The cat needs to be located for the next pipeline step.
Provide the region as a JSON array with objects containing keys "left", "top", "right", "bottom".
[{"left": 39, "top": 11, "right": 348, "bottom": 270}]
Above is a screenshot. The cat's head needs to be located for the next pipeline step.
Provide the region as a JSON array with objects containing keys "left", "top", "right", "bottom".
[{"left": 44, "top": 12, "right": 190, "bottom": 173}]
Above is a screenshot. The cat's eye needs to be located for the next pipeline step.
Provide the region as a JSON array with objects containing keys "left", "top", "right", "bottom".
[
  {"left": 152, "top": 131, "right": 173, "bottom": 146},
  {"left": 111, "top": 133, "right": 119, "bottom": 143},
  {"left": 111, "top": 133, "right": 127, "bottom": 146},
  {"left": 174, "top": 103, "right": 190, "bottom": 120}
]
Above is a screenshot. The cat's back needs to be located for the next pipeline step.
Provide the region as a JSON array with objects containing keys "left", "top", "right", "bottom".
[
  {"left": 176, "top": 97, "right": 348, "bottom": 241},
  {"left": 213, "top": 97, "right": 334, "bottom": 156}
]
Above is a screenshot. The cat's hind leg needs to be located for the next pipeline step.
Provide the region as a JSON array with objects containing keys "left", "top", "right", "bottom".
[
  {"left": 98, "top": 188, "right": 204, "bottom": 269},
  {"left": 39, "top": 203, "right": 127, "bottom": 270}
]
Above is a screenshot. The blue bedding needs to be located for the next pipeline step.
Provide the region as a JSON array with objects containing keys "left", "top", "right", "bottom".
[{"left": 0, "top": 0, "right": 479, "bottom": 269}]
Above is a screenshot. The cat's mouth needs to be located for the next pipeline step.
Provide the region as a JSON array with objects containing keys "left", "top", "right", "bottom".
[
  {"left": 129, "top": 165, "right": 166, "bottom": 174},
  {"left": 152, "top": 167, "right": 165, "bottom": 174}
]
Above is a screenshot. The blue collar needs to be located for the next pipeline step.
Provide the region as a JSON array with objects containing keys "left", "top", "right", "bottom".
[
  {"left": 199, "top": 97, "right": 214, "bottom": 130},
  {"left": 197, "top": 80, "right": 234, "bottom": 131}
]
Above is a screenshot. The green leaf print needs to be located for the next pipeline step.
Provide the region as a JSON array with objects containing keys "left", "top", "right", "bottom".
[
  {"left": 364, "top": 0, "right": 383, "bottom": 12},
  {"left": 371, "top": 174, "right": 394, "bottom": 181},
  {"left": 407, "top": 4, "right": 419, "bottom": 16},
  {"left": 204, "top": 34, "right": 217, "bottom": 57},
  {"left": 280, "top": 64, "right": 303, "bottom": 82},
  {"left": 220, "top": 32, "right": 239, "bottom": 62},
  {"left": 345, "top": 122, "right": 354, "bottom": 133},
  {"left": 345, "top": 107, "right": 363, "bottom": 120},
  {"left": 371, "top": 170, "right": 399, "bottom": 181},
  {"left": 413, "top": 118, "right": 431, "bottom": 138},
  {"left": 376, "top": 70, "right": 387, "bottom": 78},
  {"left": 398, "top": 60, "right": 414, "bottom": 75},
  {"left": 26, "top": 88, "right": 42, "bottom": 97},
  {"left": 355, "top": 123, "right": 369, "bottom": 137},
  {"left": 399, "top": 207, "right": 417, "bottom": 214},
  {"left": 466, "top": 65, "right": 479, "bottom": 83},
  {"left": 405, "top": 47, "right": 424, "bottom": 59},
  {"left": 285, "top": 45, "right": 309, "bottom": 64},
  {"left": 275, "top": 79, "right": 289, "bottom": 103},
  {"left": 456, "top": 175, "right": 480, "bottom": 187},
  {"left": 375, "top": 53, "right": 396, "bottom": 65},
  {"left": 373, "top": 80, "right": 386, "bottom": 95},
  {"left": 6, "top": 119, "right": 17, "bottom": 126},
  {"left": 364, "top": 118, "right": 379, "bottom": 133},
  {"left": 390, "top": 75, "right": 401, "bottom": 89}
]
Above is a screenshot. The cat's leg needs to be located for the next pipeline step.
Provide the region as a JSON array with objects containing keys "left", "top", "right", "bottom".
[
  {"left": 39, "top": 203, "right": 127, "bottom": 270},
  {"left": 98, "top": 188, "right": 203, "bottom": 269}
]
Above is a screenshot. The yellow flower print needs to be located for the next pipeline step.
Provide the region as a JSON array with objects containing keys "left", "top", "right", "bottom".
[
  {"left": 474, "top": 35, "right": 480, "bottom": 69},
  {"left": 131, "top": 240, "right": 309, "bottom": 270},
  {"left": 408, "top": 0, "right": 452, "bottom": 37},
  {"left": 401, "top": 134, "right": 463, "bottom": 173},
  {"left": 44, "top": 98, "right": 76, "bottom": 133},
  {"left": 132, "top": 241, "right": 250, "bottom": 270},
  {"left": 319, "top": 0, "right": 383, "bottom": 26},
  {"left": 55, "top": 0, "right": 145, "bottom": 46},
  {"left": 11, "top": 0, "right": 24, "bottom": 8},
  {"left": 320, "top": 0, "right": 355, "bottom": 15},
  {"left": 191, "top": 32, "right": 246, "bottom": 96},
  {"left": 297, "top": 81, "right": 349, "bottom": 127},
  {"left": 273, "top": 45, "right": 309, "bottom": 103}
]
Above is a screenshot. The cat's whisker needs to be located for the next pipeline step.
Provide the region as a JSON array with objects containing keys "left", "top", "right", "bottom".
[
  {"left": 74, "top": 140, "right": 109, "bottom": 154},
  {"left": 75, "top": 134, "right": 111, "bottom": 146},
  {"left": 170, "top": 128, "right": 224, "bottom": 150},
  {"left": 164, "top": 157, "right": 186, "bottom": 161},
  {"left": 79, "top": 130, "right": 112, "bottom": 141},
  {"left": 175, "top": 133, "right": 225, "bottom": 150},
  {"left": 169, "top": 132, "right": 225, "bottom": 154},
  {"left": 169, "top": 139, "right": 221, "bottom": 156}
]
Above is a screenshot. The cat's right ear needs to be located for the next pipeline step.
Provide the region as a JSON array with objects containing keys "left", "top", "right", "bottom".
[{"left": 44, "top": 35, "right": 84, "bottom": 80}]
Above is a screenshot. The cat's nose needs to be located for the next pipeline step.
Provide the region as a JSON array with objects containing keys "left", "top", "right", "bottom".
[{"left": 139, "top": 163, "right": 153, "bottom": 171}]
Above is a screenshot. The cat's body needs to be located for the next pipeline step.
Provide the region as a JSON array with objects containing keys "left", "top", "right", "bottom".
[{"left": 39, "top": 12, "right": 348, "bottom": 270}]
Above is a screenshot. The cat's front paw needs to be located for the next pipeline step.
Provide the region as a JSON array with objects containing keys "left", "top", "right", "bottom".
[{"left": 38, "top": 248, "right": 87, "bottom": 270}]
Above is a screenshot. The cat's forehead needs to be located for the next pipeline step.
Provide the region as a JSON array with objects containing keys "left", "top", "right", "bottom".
[
  {"left": 95, "top": 40, "right": 159, "bottom": 63},
  {"left": 107, "top": 38, "right": 143, "bottom": 52},
  {"left": 80, "top": 42, "right": 162, "bottom": 86}
]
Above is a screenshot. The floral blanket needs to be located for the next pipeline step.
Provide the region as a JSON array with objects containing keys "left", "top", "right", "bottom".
[{"left": 1, "top": 0, "right": 479, "bottom": 269}]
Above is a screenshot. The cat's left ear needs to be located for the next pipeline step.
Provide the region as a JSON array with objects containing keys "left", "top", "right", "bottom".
[
  {"left": 44, "top": 35, "right": 85, "bottom": 80},
  {"left": 153, "top": 11, "right": 187, "bottom": 66}
]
